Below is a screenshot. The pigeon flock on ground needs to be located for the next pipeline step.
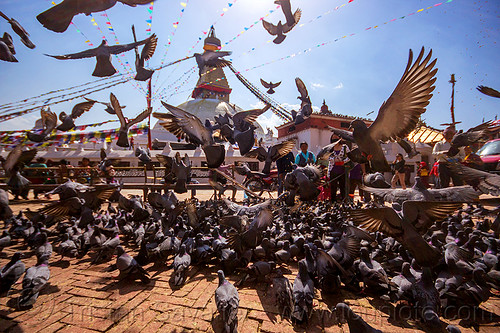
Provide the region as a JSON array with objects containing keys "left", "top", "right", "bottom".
[{"left": 0, "top": 150, "right": 499, "bottom": 332}]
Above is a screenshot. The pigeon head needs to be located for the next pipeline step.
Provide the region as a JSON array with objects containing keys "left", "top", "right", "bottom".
[
  {"left": 349, "top": 119, "right": 367, "bottom": 131},
  {"left": 334, "top": 303, "right": 353, "bottom": 325},
  {"left": 116, "top": 245, "right": 126, "bottom": 256},
  {"left": 217, "top": 270, "right": 226, "bottom": 285}
]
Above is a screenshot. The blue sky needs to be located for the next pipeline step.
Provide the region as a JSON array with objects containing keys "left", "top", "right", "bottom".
[{"left": 0, "top": 0, "right": 499, "bottom": 135}]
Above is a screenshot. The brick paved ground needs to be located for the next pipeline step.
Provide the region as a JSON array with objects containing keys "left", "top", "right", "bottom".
[{"left": 1, "top": 192, "right": 499, "bottom": 333}]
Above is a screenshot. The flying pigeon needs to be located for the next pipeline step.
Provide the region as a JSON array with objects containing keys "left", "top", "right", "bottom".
[
  {"left": 132, "top": 25, "right": 158, "bottom": 81},
  {"left": 46, "top": 35, "right": 155, "bottom": 77},
  {"left": 27, "top": 108, "right": 58, "bottom": 142},
  {"left": 84, "top": 96, "right": 126, "bottom": 115},
  {"left": 328, "top": 47, "right": 437, "bottom": 172},
  {"left": 244, "top": 139, "right": 296, "bottom": 174},
  {"left": 447, "top": 120, "right": 500, "bottom": 157},
  {"left": 447, "top": 161, "right": 500, "bottom": 195},
  {"left": 215, "top": 270, "right": 239, "bottom": 333},
  {"left": 262, "top": 6, "right": 301, "bottom": 44},
  {"left": 291, "top": 77, "right": 313, "bottom": 125},
  {"left": 477, "top": 85, "right": 500, "bottom": 99},
  {"left": 0, "top": 189, "right": 13, "bottom": 222},
  {"left": 135, "top": 146, "right": 151, "bottom": 163},
  {"left": 0, "top": 11, "right": 35, "bottom": 49},
  {"left": 56, "top": 100, "right": 96, "bottom": 131},
  {"left": 37, "top": 0, "right": 155, "bottom": 33},
  {"left": 111, "top": 93, "right": 151, "bottom": 147},
  {"left": 397, "top": 138, "right": 420, "bottom": 158},
  {"left": 260, "top": 79, "right": 281, "bottom": 94},
  {"left": 0, "top": 39, "right": 17, "bottom": 62},
  {"left": 194, "top": 50, "right": 232, "bottom": 76}
]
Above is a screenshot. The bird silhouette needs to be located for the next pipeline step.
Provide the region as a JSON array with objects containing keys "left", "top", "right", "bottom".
[
  {"left": 260, "top": 79, "right": 281, "bottom": 94},
  {"left": 477, "top": 85, "right": 500, "bottom": 98},
  {"left": 131, "top": 25, "right": 157, "bottom": 81},
  {"left": 262, "top": 7, "right": 301, "bottom": 44},
  {"left": 27, "top": 108, "right": 58, "bottom": 142},
  {"left": 46, "top": 35, "right": 155, "bottom": 77},
  {"left": 84, "top": 96, "right": 126, "bottom": 115},
  {"left": 194, "top": 50, "right": 232, "bottom": 76}
]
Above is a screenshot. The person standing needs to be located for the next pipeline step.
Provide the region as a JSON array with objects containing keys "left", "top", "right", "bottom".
[
  {"left": 276, "top": 151, "right": 294, "bottom": 195},
  {"left": 328, "top": 138, "right": 350, "bottom": 202},
  {"left": 349, "top": 163, "right": 366, "bottom": 202},
  {"left": 432, "top": 126, "right": 464, "bottom": 188},
  {"left": 295, "top": 142, "right": 316, "bottom": 167},
  {"left": 391, "top": 153, "right": 406, "bottom": 189},
  {"left": 417, "top": 161, "right": 430, "bottom": 188}
]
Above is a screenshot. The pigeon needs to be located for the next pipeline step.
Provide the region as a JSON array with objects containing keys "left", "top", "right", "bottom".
[
  {"left": 363, "top": 172, "right": 391, "bottom": 188},
  {"left": 135, "top": 146, "right": 151, "bottom": 163},
  {"left": 0, "top": 32, "right": 15, "bottom": 54},
  {"left": 27, "top": 108, "right": 58, "bottom": 142},
  {"left": 215, "top": 270, "right": 239, "bottom": 333},
  {"left": 110, "top": 93, "right": 151, "bottom": 147},
  {"left": 291, "top": 78, "right": 312, "bottom": 125},
  {"left": 361, "top": 176, "right": 480, "bottom": 203},
  {"left": 227, "top": 208, "right": 273, "bottom": 254},
  {"left": 260, "top": 79, "right": 281, "bottom": 94},
  {"left": 131, "top": 25, "right": 157, "bottom": 81},
  {"left": 37, "top": 0, "right": 155, "bottom": 33},
  {"left": 0, "top": 231, "right": 11, "bottom": 251},
  {"left": 18, "top": 255, "right": 50, "bottom": 309},
  {"left": 1, "top": 145, "right": 37, "bottom": 200},
  {"left": 357, "top": 247, "right": 391, "bottom": 292},
  {"left": 477, "top": 85, "right": 500, "bottom": 99},
  {"left": 272, "top": 269, "right": 294, "bottom": 320},
  {"left": 173, "top": 244, "right": 191, "bottom": 286},
  {"left": 410, "top": 267, "right": 442, "bottom": 332},
  {"left": 155, "top": 102, "right": 225, "bottom": 168},
  {"left": 349, "top": 201, "right": 462, "bottom": 267},
  {"left": 292, "top": 260, "right": 314, "bottom": 325},
  {"left": 115, "top": 245, "right": 150, "bottom": 283},
  {"left": 0, "top": 11, "right": 35, "bottom": 49},
  {"left": 334, "top": 303, "right": 382, "bottom": 333},
  {"left": 262, "top": 6, "right": 301, "bottom": 44},
  {"left": 47, "top": 35, "right": 155, "bottom": 77},
  {"left": 171, "top": 153, "right": 191, "bottom": 194},
  {"left": 244, "top": 139, "right": 295, "bottom": 174},
  {"left": 446, "top": 161, "right": 500, "bottom": 195},
  {"left": 0, "top": 252, "right": 25, "bottom": 296},
  {"left": 84, "top": 96, "right": 126, "bottom": 115},
  {"left": 284, "top": 165, "right": 322, "bottom": 202},
  {"left": 328, "top": 47, "right": 437, "bottom": 172},
  {"left": 56, "top": 100, "right": 96, "bottom": 131},
  {"left": 0, "top": 39, "right": 17, "bottom": 62},
  {"left": 223, "top": 198, "right": 271, "bottom": 216},
  {"left": 194, "top": 50, "right": 232, "bottom": 76},
  {"left": 44, "top": 179, "right": 92, "bottom": 201}
]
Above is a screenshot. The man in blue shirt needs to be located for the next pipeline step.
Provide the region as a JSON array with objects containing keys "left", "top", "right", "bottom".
[{"left": 295, "top": 142, "right": 316, "bottom": 167}]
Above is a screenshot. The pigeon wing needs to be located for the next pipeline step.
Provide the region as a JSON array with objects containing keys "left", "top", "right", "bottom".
[
  {"left": 46, "top": 47, "right": 97, "bottom": 60},
  {"left": 110, "top": 93, "right": 127, "bottom": 128},
  {"left": 402, "top": 201, "right": 463, "bottom": 232},
  {"left": 140, "top": 33, "right": 157, "bottom": 61},
  {"left": 282, "top": 8, "right": 302, "bottom": 33},
  {"left": 70, "top": 101, "right": 95, "bottom": 119},
  {"left": 429, "top": 186, "right": 480, "bottom": 202},
  {"left": 262, "top": 20, "right": 279, "bottom": 36},
  {"left": 269, "top": 139, "right": 296, "bottom": 161},
  {"left": 360, "top": 185, "right": 412, "bottom": 203},
  {"left": 107, "top": 37, "right": 150, "bottom": 55},
  {"left": 160, "top": 101, "right": 212, "bottom": 145},
  {"left": 295, "top": 77, "right": 309, "bottom": 99},
  {"left": 260, "top": 79, "right": 271, "bottom": 88},
  {"left": 41, "top": 108, "right": 58, "bottom": 134},
  {"left": 232, "top": 106, "right": 270, "bottom": 130},
  {"left": 119, "top": 0, "right": 155, "bottom": 6},
  {"left": 477, "top": 85, "right": 500, "bottom": 98},
  {"left": 126, "top": 108, "right": 151, "bottom": 129},
  {"left": 348, "top": 207, "right": 403, "bottom": 237},
  {"left": 367, "top": 47, "right": 437, "bottom": 143},
  {"left": 447, "top": 161, "right": 500, "bottom": 195}
]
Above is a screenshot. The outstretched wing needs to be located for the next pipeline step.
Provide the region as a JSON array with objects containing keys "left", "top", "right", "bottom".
[
  {"left": 126, "top": 108, "right": 151, "bottom": 129},
  {"left": 232, "top": 105, "right": 270, "bottom": 129},
  {"left": 477, "top": 85, "right": 500, "bottom": 98},
  {"left": 140, "top": 33, "right": 157, "bottom": 61},
  {"left": 360, "top": 185, "right": 412, "bottom": 203},
  {"left": 269, "top": 139, "right": 295, "bottom": 161},
  {"left": 402, "top": 201, "right": 463, "bottom": 232},
  {"left": 262, "top": 20, "right": 279, "bottom": 36},
  {"left": 107, "top": 36, "right": 150, "bottom": 55},
  {"left": 159, "top": 101, "right": 212, "bottom": 145},
  {"left": 447, "top": 161, "right": 500, "bottom": 195},
  {"left": 45, "top": 48, "right": 97, "bottom": 60},
  {"left": 41, "top": 108, "right": 58, "bottom": 134},
  {"left": 282, "top": 8, "right": 302, "bottom": 33},
  {"left": 348, "top": 207, "right": 403, "bottom": 237},
  {"left": 260, "top": 79, "right": 271, "bottom": 88},
  {"left": 70, "top": 101, "right": 95, "bottom": 119},
  {"left": 295, "top": 77, "right": 309, "bottom": 99},
  {"left": 367, "top": 47, "right": 437, "bottom": 142},
  {"left": 110, "top": 93, "right": 127, "bottom": 128}
]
